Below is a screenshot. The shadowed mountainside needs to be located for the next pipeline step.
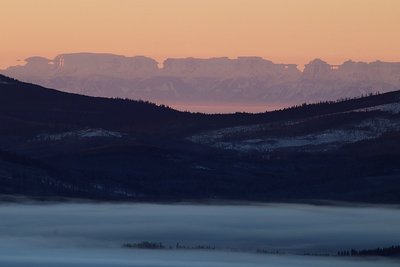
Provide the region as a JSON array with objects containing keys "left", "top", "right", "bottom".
[{"left": 1, "top": 74, "right": 400, "bottom": 203}]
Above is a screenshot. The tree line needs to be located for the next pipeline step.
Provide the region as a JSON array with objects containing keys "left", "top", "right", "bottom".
[{"left": 338, "top": 245, "right": 400, "bottom": 257}]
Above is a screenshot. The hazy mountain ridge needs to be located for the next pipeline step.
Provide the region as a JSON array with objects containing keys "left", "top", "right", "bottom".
[{"left": 3, "top": 53, "right": 400, "bottom": 109}]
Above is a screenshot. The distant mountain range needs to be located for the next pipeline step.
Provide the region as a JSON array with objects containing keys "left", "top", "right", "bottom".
[
  {"left": 2, "top": 53, "right": 400, "bottom": 112},
  {"left": 1, "top": 74, "right": 400, "bottom": 203}
]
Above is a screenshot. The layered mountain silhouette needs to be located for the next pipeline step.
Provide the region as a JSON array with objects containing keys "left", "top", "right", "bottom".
[
  {"left": 1, "top": 74, "right": 400, "bottom": 202},
  {"left": 3, "top": 53, "right": 400, "bottom": 111}
]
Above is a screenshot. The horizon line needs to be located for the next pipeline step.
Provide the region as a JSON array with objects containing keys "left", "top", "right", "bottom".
[{"left": 4, "top": 52, "right": 400, "bottom": 72}]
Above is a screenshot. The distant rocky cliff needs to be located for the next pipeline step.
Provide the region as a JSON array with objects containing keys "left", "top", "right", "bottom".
[{"left": 2, "top": 53, "right": 400, "bottom": 111}]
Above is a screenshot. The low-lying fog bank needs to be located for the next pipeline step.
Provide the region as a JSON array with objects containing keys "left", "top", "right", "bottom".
[{"left": 0, "top": 203, "right": 399, "bottom": 266}]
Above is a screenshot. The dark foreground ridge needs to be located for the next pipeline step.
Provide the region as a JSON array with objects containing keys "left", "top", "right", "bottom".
[{"left": 1, "top": 74, "right": 400, "bottom": 203}]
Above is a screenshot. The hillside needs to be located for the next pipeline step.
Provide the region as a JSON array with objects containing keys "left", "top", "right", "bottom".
[
  {"left": 0, "top": 75, "right": 189, "bottom": 135},
  {"left": 1, "top": 74, "right": 400, "bottom": 203}
]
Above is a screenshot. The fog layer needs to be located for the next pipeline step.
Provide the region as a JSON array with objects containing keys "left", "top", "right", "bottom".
[{"left": 0, "top": 203, "right": 399, "bottom": 266}]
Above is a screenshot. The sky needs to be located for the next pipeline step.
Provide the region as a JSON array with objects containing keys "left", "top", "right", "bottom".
[{"left": 1, "top": 0, "right": 400, "bottom": 69}]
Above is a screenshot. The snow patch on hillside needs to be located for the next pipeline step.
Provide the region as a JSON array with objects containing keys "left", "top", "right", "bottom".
[
  {"left": 352, "top": 102, "right": 400, "bottom": 114},
  {"left": 189, "top": 118, "right": 400, "bottom": 152},
  {"left": 35, "top": 129, "right": 123, "bottom": 141}
]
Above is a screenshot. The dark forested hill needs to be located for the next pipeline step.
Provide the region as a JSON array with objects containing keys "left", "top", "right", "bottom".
[
  {"left": 0, "top": 74, "right": 191, "bottom": 135},
  {"left": 1, "top": 74, "right": 400, "bottom": 203}
]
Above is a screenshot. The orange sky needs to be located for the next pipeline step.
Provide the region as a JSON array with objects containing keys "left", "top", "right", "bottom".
[{"left": 1, "top": 0, "right": 400, "bottom": 69}]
